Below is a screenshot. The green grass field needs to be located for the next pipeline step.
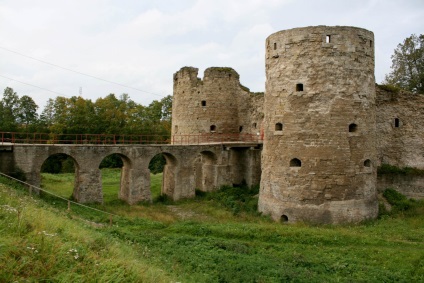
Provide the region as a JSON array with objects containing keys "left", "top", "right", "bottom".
[
  {"left": 1, "top": 173, "right": 423, "bottom": 282},
  {"left": 41, "top": 168, "right": 163, "bottom": 203}
]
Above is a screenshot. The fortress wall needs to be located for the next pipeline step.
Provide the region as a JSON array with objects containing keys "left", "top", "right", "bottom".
[{"left": 375, "top": 86, "right": 424, "bottom": 169}]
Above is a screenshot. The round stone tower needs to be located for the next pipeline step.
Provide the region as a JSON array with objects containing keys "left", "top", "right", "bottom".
[
  {"left": 258, "top": 26, "right": 378, "bottom": 224},
  {"left": 171, "top": 66, "right": 252, "bottom": 143}
]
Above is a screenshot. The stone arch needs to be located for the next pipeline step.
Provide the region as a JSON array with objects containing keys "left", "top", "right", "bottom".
[
  {"left": 98, "top": 153, "right": 132, "bottom": 204},
  {"left": 195, "top": 150, "right": 218, "bottom": 192},
  {"left": 290, "top": 158, "right": 302, "bottom": 167},
  {"left": 363, "top": 159, "right": 371, "bottom": 167},
  {"left": 40, "top": 153, "right": 80, "bottom": 199}
]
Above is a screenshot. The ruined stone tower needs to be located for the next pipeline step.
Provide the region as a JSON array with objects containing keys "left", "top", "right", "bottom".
[
  {"left": 171, "top": 66, "right": 263, "bottom": 191},
  {"left": 258, "top": 26, "right": 378, "bottom": 224},
  {"left": 171, "top": 66, "right": 263, "bottom": 144}
]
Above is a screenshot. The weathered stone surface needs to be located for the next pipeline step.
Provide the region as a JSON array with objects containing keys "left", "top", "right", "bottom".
[
  {"left": 2, "top": 144, "right": 259, "bottom": 204},
  {"left": 377, "top": 175, "right": 424, "bottom": 199},
  {"left": 258, "top": 26, "right": 378, "bottom": 224},
  {"left": 171, "top": 66, "right": 264, "bottom": 142},
  {"left": 375, "top": 87, "right": 424, "bottom": 169}
]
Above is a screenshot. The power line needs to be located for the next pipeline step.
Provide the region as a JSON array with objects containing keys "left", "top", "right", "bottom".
[
  {"left": 0, "top": 74, "right": 69, "bottom": 97},
  {"left": 0, "top": 45, "right": 166, "bottom": 98}
]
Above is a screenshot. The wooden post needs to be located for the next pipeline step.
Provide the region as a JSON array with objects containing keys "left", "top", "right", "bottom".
[
  {"left": 68, "top": 200, "right": 71, "bottom": 211},
  {"left": 109, "top": 215, "right": 113, "bottom": 226}
]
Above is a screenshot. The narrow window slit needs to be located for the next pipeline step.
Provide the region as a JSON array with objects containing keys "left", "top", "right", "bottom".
[
  {"left": 394, "top": 118, "right": 400, "bottom": 128},
  {"left": 349, "top": 123, "right": 357, "bottom": 133}
]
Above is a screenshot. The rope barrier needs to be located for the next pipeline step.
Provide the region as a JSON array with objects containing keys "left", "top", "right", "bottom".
[{"left": 0, "top": 172, "right": 117, "bottom": 225}]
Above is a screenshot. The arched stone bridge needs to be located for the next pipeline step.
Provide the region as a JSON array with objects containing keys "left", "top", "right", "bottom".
[{"left": 0, "top": 143, "right": 261, "bottom": 204}]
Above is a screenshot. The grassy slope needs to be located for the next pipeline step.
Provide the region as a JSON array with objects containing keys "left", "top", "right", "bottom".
[
  {"left": 0, "top": 180, "right": 172, "bottom": 282},
  {"left": 0, "top": 173, "right": 423, "bottom": 282}
]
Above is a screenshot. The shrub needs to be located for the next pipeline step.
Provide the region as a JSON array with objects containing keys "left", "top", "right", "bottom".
[
  {"left": 377, "top": 84, "right": 401, "bottom": 94},
  {"left": 200, "top": 184, "right": 260, "bottom": 215},
  {"left": 378, "top": 164, "right": 424, "bottom": 176},
  {"left": 382, "top": 188, "right": 422, "bottom": 216}
]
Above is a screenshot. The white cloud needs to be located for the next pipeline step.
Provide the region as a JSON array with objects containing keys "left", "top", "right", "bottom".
[{"left": 0, "top": 0, "right": 423, "bottom": 112}]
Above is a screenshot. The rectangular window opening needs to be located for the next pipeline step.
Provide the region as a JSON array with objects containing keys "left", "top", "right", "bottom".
[
  {"left": 326, "top": 35, "right": 331, "bottom": 43},
  {"left": 394, "top": 118, "right": 400, "bottom": 128},
  {"left": 273, "top": 42, "right": 277, "bottom": 50},
  {"left": 296, "top": 83, "right": 304, "bottom": 92}
]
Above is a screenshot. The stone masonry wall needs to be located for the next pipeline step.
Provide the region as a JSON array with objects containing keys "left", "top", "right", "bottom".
[
  {"left": 171, "top": 67, "right": 264, "bottom": 143},
  {"left": 259, "top": 26, "right": 378, "bottom": 224},
  {"left": 375, "top": 86, "right": 424, "bottom": 169}
]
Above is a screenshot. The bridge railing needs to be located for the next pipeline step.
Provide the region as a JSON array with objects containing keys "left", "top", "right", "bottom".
[
  {"left": 171, "top": 133, "right": 263, "bottom": 145},
  {"left": 0, "top": 132, "right": 170, "bottom": 145},
  {"left": 0, "top": 132, "right": 263, "bottom": 145}
]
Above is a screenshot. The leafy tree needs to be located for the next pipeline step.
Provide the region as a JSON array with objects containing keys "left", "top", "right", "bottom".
[
  {"left": 160, "top": 95, "right": 172, "bottom": 122},
  {"left": 67, "top": 96, "right": 96, "bottom": 134},
  {"left": 94, "top": 94, "right": 128, "bottom": 134},
  {"left": 0, "top": 87, "right": 19, "bottom": 131},
  {"left": 49, "top": 96, "right": 71, "bottom": 134},
  {"left": 17, "top": 95, "right": 38, "bottom": 130},
  {"left": 39, "top": 98, "right": 55, "bottom": 131},
  {"left": 385, "top": 34, "right": 424, "bottom": 93}
]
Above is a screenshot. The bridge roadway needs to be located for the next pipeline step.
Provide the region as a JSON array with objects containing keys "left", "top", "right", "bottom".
[{"left": 0, "top": 142, "right": 262, "bottom": 204}]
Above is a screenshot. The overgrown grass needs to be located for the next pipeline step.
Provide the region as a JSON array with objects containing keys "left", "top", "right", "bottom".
[
  {"left": 196, "top": 184, "right": 260, "bottom": 216},
  {"left": 377, "top": 83, "right": 401, "bottom": 94},
  {"left": 1, "top": 174, "right": 424, "bottom": 282},
  {"left": 41, "top": 168, "right": 163, "bottom": 203},
  {"left": 379, "top": 188, "right": 424, "bottom": 217},
  {"left": 0, "top": 177, "right": 172, "bottom": 282}
]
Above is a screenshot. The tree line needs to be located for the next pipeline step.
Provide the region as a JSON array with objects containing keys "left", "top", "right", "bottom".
[
  {"left": 0, "top": 88, "right": 172, "bottom": 137},
  {"left": 0, "top": 89, "right": 171, "bottom": 172}
]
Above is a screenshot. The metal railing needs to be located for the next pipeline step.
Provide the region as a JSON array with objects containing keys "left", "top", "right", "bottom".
[
  {"left": 0, "top": 132, "right": 263, "bottom": 145},
  {"left": 171, "top": 133, "right": 263, "bottom": 145},
  {"left": 0, "top": 132, "right": 170, "bottom": 145}
]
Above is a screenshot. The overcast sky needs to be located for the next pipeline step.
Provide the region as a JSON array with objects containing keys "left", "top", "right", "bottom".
[{"left": 1, "top": 0, "right": 423, "bottom": 110}]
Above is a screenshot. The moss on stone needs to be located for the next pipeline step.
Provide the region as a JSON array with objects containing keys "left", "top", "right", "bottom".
[
  {"left": 377, "top": 84, "right": 401, "bottom": 94},
  {"left": 239, "top": 84, "right": 250, "bottom": 92}
]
